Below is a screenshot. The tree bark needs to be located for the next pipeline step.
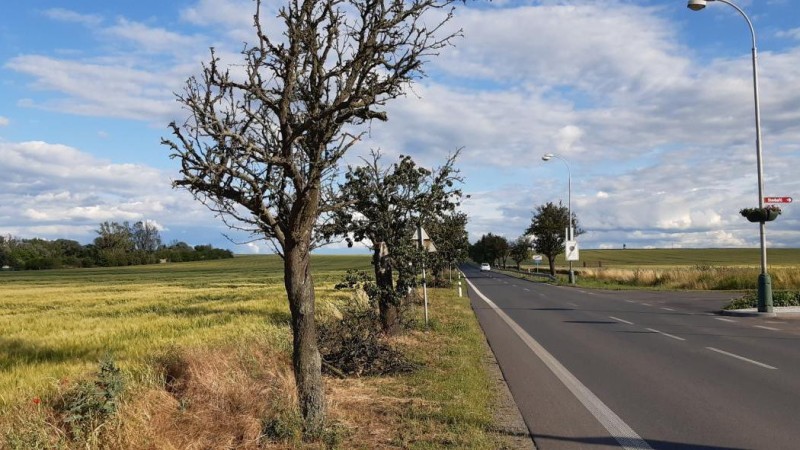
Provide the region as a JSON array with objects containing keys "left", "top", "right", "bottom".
[
  {"left": 284, "top": 238, "right": 325, "bottom": 436},
  {"left": 547, "top": 255, "right": 556, "bottom": 277},
  {"left": 373, "top": 244, "right": 399, "bottom": 334}
]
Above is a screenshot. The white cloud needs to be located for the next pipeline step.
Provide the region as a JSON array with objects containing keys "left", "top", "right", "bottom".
[
  {"left": 0, "top": 116, "right": 8, "bottom": 127},
  {"left": 42, "top": 8, "right": 103, "bottom": 27},
  {"left": 776, "top": 28, "right": 800, "bottom": 40},
  {"left": 0, "top": 140, "right": 214, "bottom": 242}
]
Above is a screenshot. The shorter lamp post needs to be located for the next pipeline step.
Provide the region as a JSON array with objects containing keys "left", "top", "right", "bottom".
[
  {"left": 542, "top": 153, "right": 576, "bottom": 284},
  {"left": 687, "top": 0, "right": 772, "bottom": 312}
]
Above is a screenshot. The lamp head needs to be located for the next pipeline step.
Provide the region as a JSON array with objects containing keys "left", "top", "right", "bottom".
[
  {"left": 542, "top": 153, "right": 554, "bottom": 161},
  {"left": 687, "top": 0, "right": 708, "bottom": 11}
]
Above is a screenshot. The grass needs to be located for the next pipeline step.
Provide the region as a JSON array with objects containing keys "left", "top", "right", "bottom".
[
  {"left": 1, "top": 255, "right": 514, "bottom": 448},
  {"left": 515, "top": 248, "right": 800, "bottom": 290},
  {"left": 545, "top": 248, "right": 800, "bottom": 268}
]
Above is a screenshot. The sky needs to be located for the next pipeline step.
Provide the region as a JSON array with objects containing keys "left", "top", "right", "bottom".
[{"left": 1, "top": 0, "right": 799, "bottom": 255}]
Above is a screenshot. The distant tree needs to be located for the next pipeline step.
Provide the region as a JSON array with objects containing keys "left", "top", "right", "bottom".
[
  {"left": 525, "top": 202, "right": 583, "bottom": 276},
  {"left": 162, "top": 0, "right": 460, "bottom": 433},
  {"left": 509, "top": 236, "right": 532, "bottom": 270},
  {"left": 469, "top": 233, "right": 509, "bottom": 267},
  {"left": 131, "top": 221, "right": 162, "bottom": 253},
  {"left": 94, "top": 221, "right": 134, "bottom": 266},
  {"left": 426, "top": 211, "right": 469, "bottom": 284},
  {"left": 324, "top": 150, "right": 462, "bottom": 333}
]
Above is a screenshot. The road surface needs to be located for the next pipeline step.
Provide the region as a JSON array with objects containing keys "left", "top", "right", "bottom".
[{"left": 465, "top": 266, "right": 800, "bottom": 450}]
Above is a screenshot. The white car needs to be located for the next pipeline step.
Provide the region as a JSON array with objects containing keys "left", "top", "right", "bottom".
[{"left": 480, "top": 263, "right": 491, "bottom": 271}]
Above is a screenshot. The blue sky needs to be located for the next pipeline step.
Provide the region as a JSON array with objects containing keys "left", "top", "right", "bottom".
[{"left": 1, "top": 0, "right": 799, "bottom": 254}]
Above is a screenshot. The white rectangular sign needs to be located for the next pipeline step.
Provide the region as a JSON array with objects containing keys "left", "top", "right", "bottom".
[{"left": 565, "top": 240, "right": 579, "bottom": 261}]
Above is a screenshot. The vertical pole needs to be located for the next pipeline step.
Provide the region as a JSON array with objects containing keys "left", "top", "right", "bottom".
[
  {"left": 418, "top": 225, "right": 429, "bottom": 325},
  {"left": 752, "top": 44, "right": 772, "bottom": 313}
]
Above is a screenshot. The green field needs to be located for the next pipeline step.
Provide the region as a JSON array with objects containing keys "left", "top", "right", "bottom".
[
  {"left": 548, "top": 248, "right": 800, "bottom": 268},
  {"left": 0, "top": 255, "right": 514, "bottom": 448},
  {"left": 0, "top": 255, "right": 373, "bottom": 402}
]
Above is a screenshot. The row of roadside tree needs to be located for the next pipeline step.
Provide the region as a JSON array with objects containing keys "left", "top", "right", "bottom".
[{"left": 469, "top": 202, "right": 582, "bottom": 276}]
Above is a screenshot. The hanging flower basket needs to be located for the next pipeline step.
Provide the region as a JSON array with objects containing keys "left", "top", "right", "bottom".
[{"left": 739, "top": 206, "right": 781, "bottom": 223}]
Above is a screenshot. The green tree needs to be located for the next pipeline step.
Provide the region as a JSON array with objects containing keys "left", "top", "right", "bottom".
[
  {"left": 162, "top": 0, "right": 460, "bottom": 433},
  {"left": 469, "top": 233, "right": 509, "bottom": 268},
  {"left": 525, "top": 202, "right": 583, "bottom": 276},
  {"left": 509, "top": 236, "right": 532, "bottom": 270},
  {"left": 94, "top": 221, "right": 134, "bottom": 266},
  {"left": 426, "top": 211, "right": 469, "bottom": 284},
  {"left": 325, "top": 150, "right": 462, "bottom": 333}
]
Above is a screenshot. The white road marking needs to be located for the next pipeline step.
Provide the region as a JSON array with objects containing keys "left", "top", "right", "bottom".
[
  {"left": 706, "top": 347, "right": 777, "bottom": 370},
  {"left": 524, "top": 288, "right": 530, "bottom": 292},
  {"left": 661, "top": 307, "right": 675, "bottom": 312},
  {"left": 464, "top": 278, "right": 653, "bottom": 450},
  {"left": 512, "top": 284, "right": 518, "bottom": 287},
  {"left": 645, "top": 328, "right": 686, "bottom": 341},
  {"left": 609, "top": 316, "right": 634, "bottom": 325},
  {"left": 625, "top": 300, "right": 634, "bottom": 303},
  {"left": 715, "top": 317, "right": 736, "bottom": 323},
  {"left": 641, "top": 303, "right": 652, "bottom": 306},
  {"left": 754, "top": 325, "right": 780, "bottom": 331},
  {"left": 567, "top": 302, "right": 578, "bottom": 307}
]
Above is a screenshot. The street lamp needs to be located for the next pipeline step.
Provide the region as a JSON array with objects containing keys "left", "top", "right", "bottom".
[
  {"left": 542, "top": 152, "right": 576, "bottom": 284},
  {"left": 687, "top": 0, "right": 772, "bottom": 312}
]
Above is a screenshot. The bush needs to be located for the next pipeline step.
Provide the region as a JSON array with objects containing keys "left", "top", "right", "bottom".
[
  {"left": 724, "top": 290, "right": 800, "bottom": 310},
  {"left": 55, "top": 356, "right": 124, "bottom": 440}
]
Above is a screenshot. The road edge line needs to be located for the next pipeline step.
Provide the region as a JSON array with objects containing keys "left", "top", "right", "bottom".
[{"left": 465, "top": 277, "right": 653, "bottom": 450}]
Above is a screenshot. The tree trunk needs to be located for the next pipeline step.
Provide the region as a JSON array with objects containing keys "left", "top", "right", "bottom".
[
  {"left": 547, "top": 255, "right": 556, "bottom": 276},
  {"left": 373, "top": 244, "right": 399, "bottom": 334},
  {"left": 284, "top": 239, "right": 325, "bottom": 436}
]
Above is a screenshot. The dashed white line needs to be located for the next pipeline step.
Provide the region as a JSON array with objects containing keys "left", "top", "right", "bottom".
[
  {"left": 646, "top": 328, "right": 686, "bottom": 341},
  {"left": 625, "top": 300, "right": 634, "bottom": 303},
  {"left": 524, "top": 288, "right": 530, "bottom": 292},
  {"left": 706, "top": 347, "right": 777, "bottom": 370},
  {"left": 661, "top": 307, "right": 675, "bottom": 312},
  {"left": 609, "top": 316, "right": 634, "bottom": 325},
  {"left": 641, "top": 303, "right": 652, "bottom": 306},
  {"left": 715, "top": 317, "right": 736, "bottom": 323},
  {"left": 754, "top": 325, "right": 780, "bottom": 331}
]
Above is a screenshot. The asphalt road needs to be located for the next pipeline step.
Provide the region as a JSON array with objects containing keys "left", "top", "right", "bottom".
[{"left": 464, "top": 266, "right": 800, "bottom": 450}]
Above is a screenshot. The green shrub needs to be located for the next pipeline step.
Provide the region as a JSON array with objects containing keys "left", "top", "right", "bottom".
[
  {"left": 724, "top": 290, "right": 800, "bottom": 310},
  {"left": 56, "top": 356, "right": 124, "bottom": 440}
]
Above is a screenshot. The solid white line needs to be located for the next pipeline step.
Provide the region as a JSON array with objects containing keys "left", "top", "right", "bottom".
[
  {"left": 609, "top": 316, "right": 634, "bottom": 325},
  {"left": 464, "top": 278, "right": 652, "bottom": 450},
  {"left": 645, "top": 328, "right": 686, "bottom": 341},
  {"left": 754, "top": 325, "right": 780, "bottom": 331},
  {"left": 706, "top": 347, "right": 777, "bottom": 370},
  {"left": 715, "top": 317, "right": 736, "bottom": 323},
  {"left": 661, "top": 307, "right": 675, "bottom": 312}
]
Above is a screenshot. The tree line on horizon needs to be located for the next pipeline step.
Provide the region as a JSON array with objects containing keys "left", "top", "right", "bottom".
[{"left": 0, "top": 220, "right": 233, "bottom": 271}]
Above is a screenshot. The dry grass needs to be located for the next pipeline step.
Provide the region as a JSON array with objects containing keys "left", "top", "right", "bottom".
[
  {"left": 2, "top": 257, "right": 510, "bottom": 449},
  {"left": 578, "top": 266, "right": 800, "bottom": 290}
]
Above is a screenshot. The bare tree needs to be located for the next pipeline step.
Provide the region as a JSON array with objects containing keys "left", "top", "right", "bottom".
[{"left": 162, "top": 0, "right": 459, "bottom": 435}]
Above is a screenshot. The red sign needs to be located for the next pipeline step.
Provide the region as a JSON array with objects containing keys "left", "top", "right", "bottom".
[{"left": 764, "top": 197, "right": 793, "bottom": 204}]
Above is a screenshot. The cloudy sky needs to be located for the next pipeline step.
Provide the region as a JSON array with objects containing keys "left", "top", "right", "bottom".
[{"left": 2, "top": 0, "right": 799, "bottom": 254}]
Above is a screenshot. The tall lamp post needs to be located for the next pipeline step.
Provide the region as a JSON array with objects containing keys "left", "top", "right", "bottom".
[
  {"left": 542, "top": 153, "right": 576, "bottom": 284},
  {"left": 687, "top": 0, "right": 772, "bottom": 313}
]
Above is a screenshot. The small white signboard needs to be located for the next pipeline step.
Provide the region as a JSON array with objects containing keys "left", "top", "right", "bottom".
[{"left": 565, "top": 240, "right": 579, "bottom": 261}]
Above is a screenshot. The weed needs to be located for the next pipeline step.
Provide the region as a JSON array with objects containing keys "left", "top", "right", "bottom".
[{"left": 56, "top": 355, "right": 124, "bottom": 440}]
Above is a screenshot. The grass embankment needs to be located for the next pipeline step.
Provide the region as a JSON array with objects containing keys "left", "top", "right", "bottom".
[
  {"left": 517, "top": 248, "right": 800, "bottom": 291},
  {"left": 1, "top": 255, "right": 510, "bottom": 448}
]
